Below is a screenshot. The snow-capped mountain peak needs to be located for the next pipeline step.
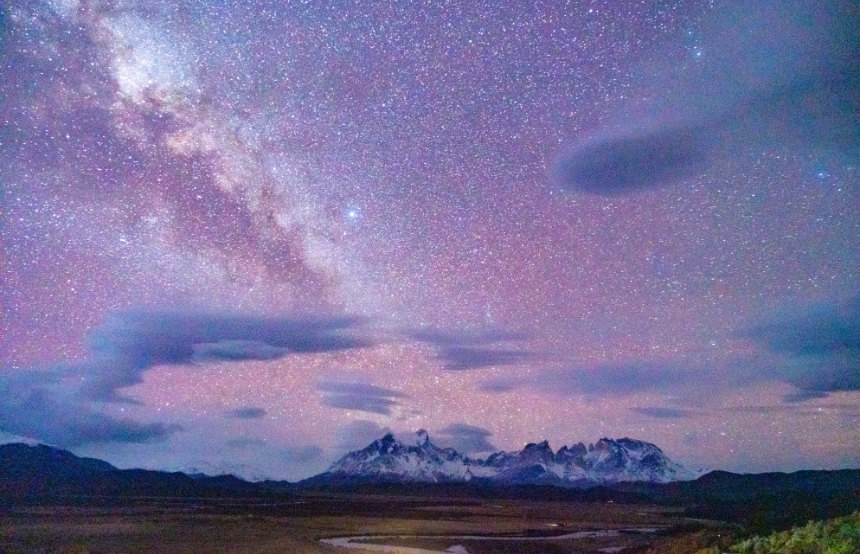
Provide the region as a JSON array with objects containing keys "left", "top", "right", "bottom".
[
  {"left": 318, "top": 431, "right": 696, "bottom": 487},
  {"left": 572, "top": 437, "right": 694, "bottom": 484},
  {"left": 326, "top": 430, "right": 472, "bottom": 483}
]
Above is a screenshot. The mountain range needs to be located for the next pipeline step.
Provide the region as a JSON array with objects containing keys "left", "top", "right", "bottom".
[
  {"left": 2, "top": 437, "right": 858, "bottom": 533},
  {"left": 311, "top": 429, "right": 698, "bottom": 487},
  {"left": 0, "top": 430, "right": 695, "bottom": 500}
]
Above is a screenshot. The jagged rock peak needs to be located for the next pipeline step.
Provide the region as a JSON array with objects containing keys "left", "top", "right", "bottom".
[
  {"left": 378, "top": 433, "right": 396, "bottom": 445},
  {"left": 415, "top": 429, "right": 430, "bottom": 446},
  {"left": 613, "top": 437, "right": 664, "bottom": 452},
  {"left": 558, "top": 442, "right": 587, "bottom": 457},
  {"left": 321, "top": 431, "right": 697, "bottom": 487}
]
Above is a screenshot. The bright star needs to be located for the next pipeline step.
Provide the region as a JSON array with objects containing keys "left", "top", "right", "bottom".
[{"left": 345, "top": 207, "right": 361, "bottom": 222}]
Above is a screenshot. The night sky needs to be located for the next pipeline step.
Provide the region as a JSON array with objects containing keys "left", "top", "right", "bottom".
[{"left": 1, "top": 0, "right": 858, "bottom": 480}]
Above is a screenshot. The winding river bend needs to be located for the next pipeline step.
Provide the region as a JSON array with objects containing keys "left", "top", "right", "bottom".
[{"left": 320, "top": 526, "right": 664, "bottom": 553}]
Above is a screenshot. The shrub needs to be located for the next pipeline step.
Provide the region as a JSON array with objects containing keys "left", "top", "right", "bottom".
[{"left": 730, "top": 512, "right": 860, "bottom": 554}]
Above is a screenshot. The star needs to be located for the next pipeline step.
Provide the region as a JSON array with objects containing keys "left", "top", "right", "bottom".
[
  {"left": 0, "top": 0, "right": 856, "bottom": 480},
  {"left": 345, "top": 207, "right": 361, "bottom": 223}
]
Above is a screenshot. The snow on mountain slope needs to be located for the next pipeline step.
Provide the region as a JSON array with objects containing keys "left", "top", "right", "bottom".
[
  {"left": 326, "top": 430, "right": 473, "bottom": 482},
  {"left": 575, "top": 437, "right": 695, "bottom": 484},
  {"left": 320, "top": 430, "right": 697, "bottom": 487}
]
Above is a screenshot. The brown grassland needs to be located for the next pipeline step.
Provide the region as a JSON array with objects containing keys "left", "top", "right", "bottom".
[{"left": 0, "top": 494, "right": 737, "bottom": 553}]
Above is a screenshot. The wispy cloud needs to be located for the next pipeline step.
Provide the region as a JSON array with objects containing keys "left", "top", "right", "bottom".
[
  {"left": 437, "top": 346, "right": 537, "bottom": 371},
  {"left": 555, "top": 0, "right": 859, "bottom": 195},
  {"left": 318, "top": 381, "right": 405, "bottom": 416},
  {"left": 64, "top": 310, "right": 371, "bottom": 402},
  {"left": 556, "top": 124, "right": 710, "bottom": 195},
  {"left": 632, "top": 406, "right": 696, "bottom": 419},
  {"left": 482, "top": 361, "right": 697, "bottom": 396},
  {"left": 225, "top": 407, "right": 267, "bottom": 420},
  {"left": 336, "top": 420, "right": 393, "bottom": 451},
  {"left": 740, "top": 296, "right": 859, "bottom": 401},
  {"left": 405, "top": 328, "right": 530, "bottom": 345},
  {"left": 435, "top": 423, "right": 496, "bottom": 453},
  {"left": 406, "top": 326, "right": 537, "bottom": 370},
  {"left": 0, "top": 368, "right": 179, "bottom": 447},
  {"left": 0, "top": 309, "right": 369, "bottom": 447},
  {"left": 480, "top": 296, "right": 859, "bottom": 404}
]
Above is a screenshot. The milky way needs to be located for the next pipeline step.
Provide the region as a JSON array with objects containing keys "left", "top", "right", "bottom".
[{"left": 1, "top": 0, "right": 858, "bottom": 480}]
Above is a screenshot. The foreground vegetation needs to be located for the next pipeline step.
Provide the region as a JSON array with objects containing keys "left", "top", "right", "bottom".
[{"left": 729, "top": 511, "right": 860, "bottom": 554}]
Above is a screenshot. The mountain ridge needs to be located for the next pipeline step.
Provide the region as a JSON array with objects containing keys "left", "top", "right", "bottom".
[{"left": 311, "top": 429, "right": 698, "bottom": 487}]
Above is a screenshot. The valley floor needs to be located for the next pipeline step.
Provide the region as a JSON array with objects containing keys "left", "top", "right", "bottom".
[{"left": 0, "top": 494, "right": 735, "bottom": 553}]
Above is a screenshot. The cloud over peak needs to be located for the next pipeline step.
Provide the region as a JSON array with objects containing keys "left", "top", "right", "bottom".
[{"left": 435, "top": 423, "right": 496, "bottom": 453}]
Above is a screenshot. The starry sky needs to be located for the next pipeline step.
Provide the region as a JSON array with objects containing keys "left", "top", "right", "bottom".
[{"left": 1, "top": 0, "right": 858, "bottom": 480}]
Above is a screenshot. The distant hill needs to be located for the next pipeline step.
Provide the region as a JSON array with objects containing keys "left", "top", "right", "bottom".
[
  {"left": 0, "top": 443, "right": 271, "bottom": 501},
  {"left": 617, "top": 469, "right": 860, "bottom": 533}
]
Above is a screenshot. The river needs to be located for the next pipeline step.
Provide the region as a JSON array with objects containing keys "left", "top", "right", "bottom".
[{"left": 320, "top": 526, "right": 664, "bottom": 553}]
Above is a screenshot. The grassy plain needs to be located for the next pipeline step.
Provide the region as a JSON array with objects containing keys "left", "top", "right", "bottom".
[{"left": 0, "top": 494, "right": 735, "bottom": 553}]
